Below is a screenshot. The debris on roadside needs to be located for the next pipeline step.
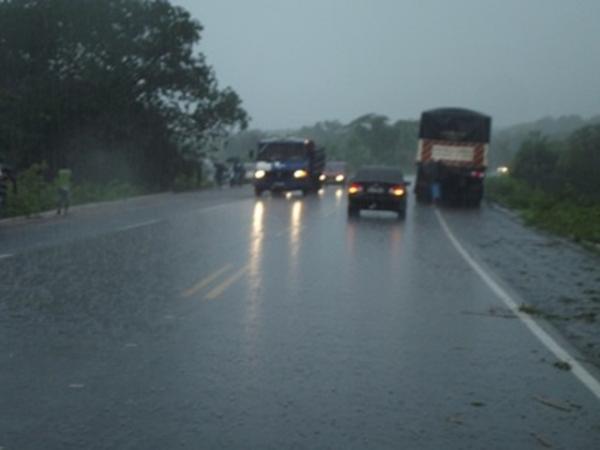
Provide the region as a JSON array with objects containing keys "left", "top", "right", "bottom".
[
  {"left": 519, "top": 304, "right": 543, "bottom": 316},
  {"left": 531, "top": 432, "right": 553, "bottom": 448},
  {"left": 461, "top": 307, "right": 516, "bottom": 319},
  {"left": 533, "top": 395, "right": 572, "bottom": 413},
  {"left": 553, "top": 361, "right": 572, "bottom": 371},
  {"left": 572, "top": 312, "right": 597, "bottom": 323},
  {"left": 446, "top": 414, "right": 464, "bottom": 425}
]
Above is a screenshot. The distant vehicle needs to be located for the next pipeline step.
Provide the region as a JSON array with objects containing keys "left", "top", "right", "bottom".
[
  {"left": 414, "top": 107, "right": 491, "bottom": 207},
  {"left": 320, "top": 161, "right": 347, "bottom": 184},
  {"left": 252, "top": 138, "right": 325, "bottom": 196},
  {"left": 347, "top": 166, "right": 409, "bottom": 219}
]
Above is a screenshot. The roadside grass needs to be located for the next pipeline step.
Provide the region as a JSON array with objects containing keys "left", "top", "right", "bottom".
[
  {"left": 485, "top": 176, "right": 600, "bottom": 245},
  {"left": 2, "top": 164, "right": 216, "bottom": 219},
  {"left": 518, "top": 302, "right": 599, "bottom": 324},
  {"left": 71, "top": 181, "right": 145, "bottom": 205},
  {"left": 3, "top": 164, "right": 148, "bottom": 218}
]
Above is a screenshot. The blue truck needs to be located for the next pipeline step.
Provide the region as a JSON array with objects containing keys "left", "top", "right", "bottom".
[{"left": 252, "top": 138, "right": 325, "bottom": 197}]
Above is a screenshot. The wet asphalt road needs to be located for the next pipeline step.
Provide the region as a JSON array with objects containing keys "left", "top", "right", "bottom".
[{"left": 1, "top": 187, "right": 599, "bottom": 449}]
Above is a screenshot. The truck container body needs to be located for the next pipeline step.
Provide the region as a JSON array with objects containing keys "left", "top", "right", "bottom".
[{"left": 415, "top": 107, "right": 491, "bottom": 206}]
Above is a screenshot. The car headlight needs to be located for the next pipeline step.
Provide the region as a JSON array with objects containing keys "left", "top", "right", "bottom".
[
  {"left": 335, "top": 174, "right": 345, "bottom": 182},
  {"left": 294, "top": 169, "right": 308, "bottom": 178},
  {"left": 254, "top": 170, "right": 266, "bottom": 179}
]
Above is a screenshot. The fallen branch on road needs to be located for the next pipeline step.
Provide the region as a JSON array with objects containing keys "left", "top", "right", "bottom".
[
  {"left": 460, "top": 307, "right": 516, "bottom": 319},
  {"left": 531, "top": 432, "right": 553, "bottom": 448},
  {"left": 532, "top": 395, "right": 572, "bottom": 413}
]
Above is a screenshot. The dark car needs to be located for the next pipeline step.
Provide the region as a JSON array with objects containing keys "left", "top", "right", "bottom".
[{"left": 347, "top": 166, "right": 409, "bottom": 219}]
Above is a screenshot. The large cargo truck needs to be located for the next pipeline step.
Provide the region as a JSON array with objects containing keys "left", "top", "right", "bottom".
[
  {"left": 415, "top": 107, "right": 491, "bottom": 207},
  {"left": 252, "top": 138, "right": 325, "bottom": 196}
]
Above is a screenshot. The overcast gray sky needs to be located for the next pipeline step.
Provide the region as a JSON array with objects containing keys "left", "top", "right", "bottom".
[{"left": 172, "top": 0, "right": 600, "bottom": 129}]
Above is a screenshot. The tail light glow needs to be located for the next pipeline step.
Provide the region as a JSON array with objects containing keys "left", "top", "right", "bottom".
[
  {"left": 348, "top": 183, "right": 363, "bottom": 194},
  {"left": 389, "top": 185, "right": 406, "bottom": 196}
]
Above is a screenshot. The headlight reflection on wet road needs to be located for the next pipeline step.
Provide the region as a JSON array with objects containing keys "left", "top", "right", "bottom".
[
  {"left": 244, "top": 200, "right": 266, "bottom": 357},
  {"left": 289, "top": 200, "right": 303, "bottom": 259},
  {"left": 249, "top": 200, "right": 264, "bottom": 281}
]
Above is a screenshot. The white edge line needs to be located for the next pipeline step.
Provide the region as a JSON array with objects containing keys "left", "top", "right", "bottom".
[
  {"left": 0, "top": 253, "right": 13, "bottom": 259},
  {"left": 435, "top": 208, "right": 600, "bottom": 401},
  {"left": 118, "top": 219, "right": 162, "bottom": 232}
]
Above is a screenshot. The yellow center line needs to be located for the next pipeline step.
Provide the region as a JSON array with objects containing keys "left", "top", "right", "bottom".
[
  {"left": 182, "top": 263, "right": 233, "bottom": 298},
  {"left": 205, "top": 264, "right": 251, "bottom": 300}
]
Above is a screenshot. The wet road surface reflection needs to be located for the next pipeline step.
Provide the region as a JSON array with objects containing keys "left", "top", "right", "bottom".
[{"left": 1, "top": 188, "right": 599, "bottom": 449}]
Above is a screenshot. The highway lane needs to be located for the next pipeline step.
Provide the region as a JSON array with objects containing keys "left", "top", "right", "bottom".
[
  {"left": 1, "top": 187, "right": 599, "bottom": 449},
  {"left": 0, "top": 188, "right": 250, "bottom": 256}
]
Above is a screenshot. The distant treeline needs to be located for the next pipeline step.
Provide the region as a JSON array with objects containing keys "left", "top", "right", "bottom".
[
  {"left": 0, "top": 0, "right": 247, "bottom": 189},
  {"left": 509, "top": 124, "right": 600, "bottom": 202},
  {"left": 228, "top": 113, "right": 600, "bottom": 175},
  {"left": 490, "top": 114, "right": 600, "bottom": 167},
  {"left": 486, "top": 123, "right": 600, "bottom": 243},
  {"left": 226, "top": 114, "right": 419, "bottom": 173}
]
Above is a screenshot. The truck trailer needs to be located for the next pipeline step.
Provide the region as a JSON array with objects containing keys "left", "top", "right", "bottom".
[{"left": 414, "top": 107, "right": 491, "bottom": 207}]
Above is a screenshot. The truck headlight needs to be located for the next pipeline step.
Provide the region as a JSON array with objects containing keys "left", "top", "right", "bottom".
[
  {"left": 254, "top": 170, "right": 266, "bottom": 179},
  {"left": 319, "top": 174, "right": 326, "bottom": 181},
  {"left": 294, "top": 169, "right": 308, "bottom": 179}
]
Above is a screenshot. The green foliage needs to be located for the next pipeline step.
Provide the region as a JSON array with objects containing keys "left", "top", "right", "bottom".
[
  {"left": 5, "top": 162, "right": 54, "bottom": 217},
  {"left": 2, "top": 162, "right": 147, "bottom": 217},
  {"left": 485, "top": 177, "right": 600, "bottom": 244},
  {"left": 559, "top": 124, "right": 600, "bottom": 201},
  {"left": 0, "top": 0, "right": 247, "bottom": 189},
  {"left": 71, "top": 181, "right": 144, "bottom": 204},
  {"left": 489, "top": 114, "right": 600, "bottom": 167},
  {"left": 526, "top": 201, "right": 600, "bottom": 243},
  {"left": 485, "top": 176, "right": 537, "bottom": 210},
  {"left": 173, "top": 172, "right": 203, "bottom": 192},
  {"left": 488, "top": 121, "right": 600, "bottom": 244},
  {"left": 511, "top": 132, "right": 564, "bottom": 193}
]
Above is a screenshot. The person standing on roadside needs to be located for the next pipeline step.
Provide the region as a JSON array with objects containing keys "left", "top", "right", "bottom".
[{"left": 56, "top": 168, "right": 72, "bottom": 215}]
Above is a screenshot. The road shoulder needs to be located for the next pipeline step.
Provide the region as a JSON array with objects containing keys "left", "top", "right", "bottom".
[{"left": 442, "top": 203, "right": 600, "bottom": 369}]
